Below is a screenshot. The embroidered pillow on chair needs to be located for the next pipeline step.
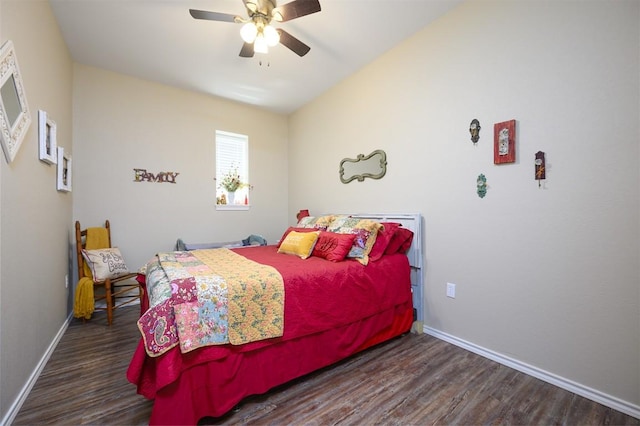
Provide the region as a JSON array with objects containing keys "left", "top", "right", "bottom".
[{"left": 81, "top": 247, "right": 130, "bottom": 282}]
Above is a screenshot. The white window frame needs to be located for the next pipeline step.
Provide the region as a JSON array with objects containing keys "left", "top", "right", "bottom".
[{"left": 215, "top": 130, "right": 250, "bottom": 211}]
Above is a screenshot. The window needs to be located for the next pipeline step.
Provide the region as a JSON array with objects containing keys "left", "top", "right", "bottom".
[{"left": 216, "top": 130, "right": 249, "bottom": 208}]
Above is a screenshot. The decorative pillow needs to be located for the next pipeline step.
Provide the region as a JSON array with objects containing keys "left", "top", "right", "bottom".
[
  {"left": 368, "top": 222, "right": 401, "bottom": 262},
  {"left": 277, "top": 231, "right": 320, "bottom": 259},
  {"left": 327, "top": 217, "right": 383, "bottom": 265},
  {"left": 384, "top": 227, "right": 414, "bottom": 255},
  {"left": 277, "top": 227, "right": 319, "bottom": 248},
  {"left": 81, "top": 247, "right": 130, "bottom": 282},
  {"left": 312, "top": 231, "right": 357, "bottom": 262},
  {"left": 296, "top": 215, "right": 336, "bottom": 230}
]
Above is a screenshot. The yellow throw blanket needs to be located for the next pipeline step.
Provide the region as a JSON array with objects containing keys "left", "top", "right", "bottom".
[
  {"left": 191, "top": 249, "right": 284, "bottom": 346},
  {"left": 73, "top": 227, "right": 110, "bottom": 320}
]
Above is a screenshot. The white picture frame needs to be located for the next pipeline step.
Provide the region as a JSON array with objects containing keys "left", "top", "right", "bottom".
[
  {"left": 0, "top": 40, "right": 31, "bottom": 163},
  {"left": 56, "top": 146, "right": 72, "bottom": 192},
  {"left": 38, "top": 110, "right": 57, "bottom": 164}
]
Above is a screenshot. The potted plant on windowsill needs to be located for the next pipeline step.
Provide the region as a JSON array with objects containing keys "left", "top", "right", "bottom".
[{"left": 217, "top": 168, "right": 250, "bottom": 205}]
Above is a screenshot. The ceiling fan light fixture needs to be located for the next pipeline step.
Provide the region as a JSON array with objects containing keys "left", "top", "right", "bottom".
[
  {"left": 254, "top": 34, "right": 269, "bottom": 54},
  {"left": 245, "top": 1, "right": 258, "bottom": 13},
  {"left": 190, "top": 0, "right": 321, "bottom": 58},
  {"left": 272, "top": 8, "right": 284, "bottom": 22},
  {"left": 240, "top": 22, "right": 258, "bottom": 43},
  {"left": 263, "top": 25, "right": 280, "bottom": 46}
]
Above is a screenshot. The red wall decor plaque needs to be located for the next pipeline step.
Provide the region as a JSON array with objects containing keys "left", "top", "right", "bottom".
[{"left": 493, "top": 119, "right": 516, "bottom": 164}]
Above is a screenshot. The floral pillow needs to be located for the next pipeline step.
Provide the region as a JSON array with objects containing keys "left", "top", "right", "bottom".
[
  {"left": 311, "top": 232, "right": 357, "bottom": 262},
  {"left": 296, "top": 215, "right": 337, "bottom": 231},
  {"left": 277, "top": 230, "right": 320, "bottom": 259},
  {"left": 326, "top": 217, "right": 383, "bottom": 265},
  {"left": 81, "top": 247, "right": 130, "bottom": 282}
]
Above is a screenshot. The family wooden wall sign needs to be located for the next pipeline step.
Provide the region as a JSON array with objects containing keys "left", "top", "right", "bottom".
[{"left": 133, "top": 168, "right": 179, "bottom": 183}]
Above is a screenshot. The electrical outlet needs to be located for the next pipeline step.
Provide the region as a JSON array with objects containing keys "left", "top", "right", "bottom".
[
  {"left": 65, "top": 275, "right": 69, "bottom": 288},
  {"left": 446, "top": 282, "right": 456, "bottom": 298}
]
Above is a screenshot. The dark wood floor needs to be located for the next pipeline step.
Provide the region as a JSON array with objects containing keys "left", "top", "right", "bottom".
[{"left": 13, "top": 305, "right": 639, "bottom": 425}]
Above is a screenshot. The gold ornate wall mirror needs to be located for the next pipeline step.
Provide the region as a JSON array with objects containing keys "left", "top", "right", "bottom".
[
  {"left": 339, "top": 149, "right": 387, "bottom": 184},
  {"left": 0, "top": 40, "right": 31, "bottom": 163}
]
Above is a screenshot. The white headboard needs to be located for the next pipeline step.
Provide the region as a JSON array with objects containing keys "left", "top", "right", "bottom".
[{"left": 349, "top": 213, "right": 423, "bottom": 269}]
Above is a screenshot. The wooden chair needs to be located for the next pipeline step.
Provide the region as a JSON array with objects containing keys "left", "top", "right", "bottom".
[{"left": 75, "top": 220, "right": 143, "bottom": 325}]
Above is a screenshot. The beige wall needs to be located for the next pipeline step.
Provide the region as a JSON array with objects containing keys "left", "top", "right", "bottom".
[
  {"left": 290, "top": 0, "right": 639, "bottom": 411},
  {"left": 0, "top": 0, "right": 73, "bottom": 419},
  {"left": 72, "top": 65, "right": 290, "bottom": 272}
]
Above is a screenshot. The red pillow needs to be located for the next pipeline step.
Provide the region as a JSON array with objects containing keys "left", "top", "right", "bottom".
[
  {"left": 312, "top": 231, "right": 357, "bottom": 262},
  {"left": 277, "top": 227, "right": 318, "bottom": 248},
  {"left": 368, "top": 222, "right": 401, "bottom": 262},
  {"left": 384, "top": 227, "right": 414, "bottom": 255}
]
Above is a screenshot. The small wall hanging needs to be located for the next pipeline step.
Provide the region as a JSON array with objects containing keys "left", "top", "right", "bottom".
[
  {"left": 477, "top": 173, "right": 487, "bottom": 198},
  {"left": 535, "top": 151, "right": 546, "bottom": 187},
  {"left": 133, "top": 168, "right": 180, "bottom": 183},
  {"left": 38, "top": 110, "right": 57, "bottom": 164},
  {"left": 56, "top": 147, "right": 72, "bottom": 192},
  {"left": 494, "top": 119, "right": 516, "bottom": 164},
  {"left": 339, "top": 149, "right": 387, "bottom": 184},
  {"left": 469, "top": 119, "right": 481, "bottom": 145}
]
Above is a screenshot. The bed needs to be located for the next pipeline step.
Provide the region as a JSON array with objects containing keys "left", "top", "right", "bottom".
[{"left": 127, "top": 213, "right": 423, "bottom": 425}]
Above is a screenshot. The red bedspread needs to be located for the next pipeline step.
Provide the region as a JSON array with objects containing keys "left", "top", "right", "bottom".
[
  {"left": 240, "top": 245, "right": 411, "bottom": 341},
  {"left": 127, "top": 246, "right": 413, "bottom": 424}
]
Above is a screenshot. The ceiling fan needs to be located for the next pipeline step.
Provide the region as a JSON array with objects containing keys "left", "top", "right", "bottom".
[{"left": 189, "top": 0, "right": 321, "bottom": 58}]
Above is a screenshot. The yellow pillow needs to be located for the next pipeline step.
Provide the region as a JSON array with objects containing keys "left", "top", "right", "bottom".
[{"left": 277, "top": 230, "right": 320, "bottom": 259}]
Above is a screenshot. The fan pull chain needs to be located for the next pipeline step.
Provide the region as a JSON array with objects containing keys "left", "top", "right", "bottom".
[{"left": 259, "top": 60, "right": 270, "bottom": 67}]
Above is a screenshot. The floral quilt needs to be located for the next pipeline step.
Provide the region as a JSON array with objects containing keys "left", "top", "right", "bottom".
[{"left": 137, "top": 248, "right": 284, "bottom": 357}]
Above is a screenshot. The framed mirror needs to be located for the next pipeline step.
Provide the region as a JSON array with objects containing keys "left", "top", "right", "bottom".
[
  {"left": 0, "top": 40, "right": 31, "bottom": 163},
  {"left": 339, "top": 149, "right": 387, "bottom": 184}
]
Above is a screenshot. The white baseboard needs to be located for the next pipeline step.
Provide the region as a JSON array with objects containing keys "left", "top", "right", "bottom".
[
  {"left": 423, "top": 326, "right": 640, "bottom": 420},
  {"left": 1, "top": 313, "right": 73, "bottom": 426}
]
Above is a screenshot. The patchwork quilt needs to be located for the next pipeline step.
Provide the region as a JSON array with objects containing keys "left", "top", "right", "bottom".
[{"left": 137, "top": 248, "right": 284, "bottom": 357}]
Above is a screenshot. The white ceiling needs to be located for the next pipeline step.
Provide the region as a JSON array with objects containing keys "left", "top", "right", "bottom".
[{"left": 49, "top": 0, "right": 463, "bottom": 115}]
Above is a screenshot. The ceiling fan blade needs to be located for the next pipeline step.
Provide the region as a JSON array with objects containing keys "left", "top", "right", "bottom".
[
  {"left": 189, "top": 9, "right": 240, "bottom": 23},
  {"left": 239, "top": 42, "right": 255, "bottom": 58},
  {"left": 276, "top": 29, "right": 311, "bottom": 57},
  {"left": 273, "top": 0, "right": 321, "bottom": 22}
]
